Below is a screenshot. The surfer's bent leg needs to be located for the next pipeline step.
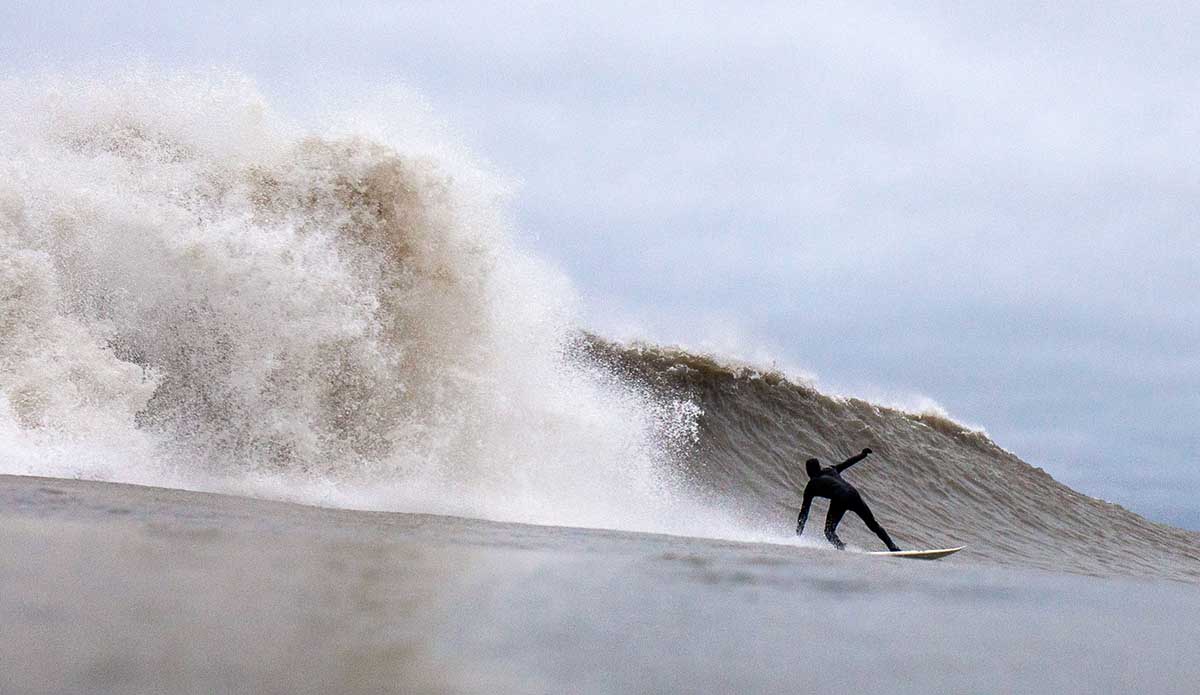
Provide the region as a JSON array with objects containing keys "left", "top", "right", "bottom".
[
  {"left": 854, "top": 501, "right": 900, "bottom": 552},
  {"left": 823, "top": 502, "right": 847, "bottom": 550}
]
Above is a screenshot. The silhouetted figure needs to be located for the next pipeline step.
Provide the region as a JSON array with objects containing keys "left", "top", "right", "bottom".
[{"left": 796, "top": 448, "right": 901, "bottom": 551}]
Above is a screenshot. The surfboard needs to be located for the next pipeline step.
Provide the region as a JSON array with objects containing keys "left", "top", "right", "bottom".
[{"left": 866, "top": 546, "right": 964, "bottom": 560}]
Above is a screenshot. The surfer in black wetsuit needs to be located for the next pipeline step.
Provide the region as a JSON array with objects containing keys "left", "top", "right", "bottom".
[{"left": 796, "top": 448, "right": 901, "bottom": 552}]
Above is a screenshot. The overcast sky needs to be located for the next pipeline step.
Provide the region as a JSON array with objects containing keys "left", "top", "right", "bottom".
[{"left": 3, "top": 2, "right": 1198, "bottom": 528}]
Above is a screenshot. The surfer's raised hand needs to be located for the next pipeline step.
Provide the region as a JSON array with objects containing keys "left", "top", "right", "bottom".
[{"left": 836, "top": 448, "right": 872, "bottom": 473}]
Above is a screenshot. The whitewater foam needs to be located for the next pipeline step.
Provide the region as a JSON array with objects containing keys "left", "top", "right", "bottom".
[{"left": 0, "top": 71, "right": 739, "bottom": 537}]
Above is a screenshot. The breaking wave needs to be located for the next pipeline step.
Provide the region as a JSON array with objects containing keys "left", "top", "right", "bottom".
[
  {"left": 2, "top": 71, "right": 1197, "bottom": 582},
  {"left": 0, "top": 71, "right": 718, "bottom": 534}
]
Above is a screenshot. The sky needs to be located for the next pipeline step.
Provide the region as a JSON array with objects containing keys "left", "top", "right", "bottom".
[{"left": 2, "top": 1, "right": 1197, "bottom": 528}]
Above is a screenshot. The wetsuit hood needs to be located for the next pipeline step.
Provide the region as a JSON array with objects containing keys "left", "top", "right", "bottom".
[{"left": 805, "top": 458, "right": 822, "bottom": 478}]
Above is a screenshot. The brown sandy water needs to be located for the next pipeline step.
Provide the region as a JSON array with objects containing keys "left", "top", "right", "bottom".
[
  {"left": 592, "top": 339, "right": 1200, "bottom": 582},
  {"left": 3, "top": 77, "right": 1200, "bottom": 693}
]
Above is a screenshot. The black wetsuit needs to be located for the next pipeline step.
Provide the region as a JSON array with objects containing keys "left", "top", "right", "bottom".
[{"left": 796, "top": 450, "right": 900, "bottom": 552}]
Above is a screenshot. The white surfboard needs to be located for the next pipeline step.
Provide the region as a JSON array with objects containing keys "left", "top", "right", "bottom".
[{"left": 866, "top": 546, "right": 964, "bottom": 560}]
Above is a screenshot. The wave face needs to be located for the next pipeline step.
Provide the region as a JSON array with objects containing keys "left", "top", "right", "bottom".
[
  {"left": 587, "top": 340, "right": 1200, "bottom": 581},
  {"left": 0, "top": 72, "right": 722, "bottom": 535}
]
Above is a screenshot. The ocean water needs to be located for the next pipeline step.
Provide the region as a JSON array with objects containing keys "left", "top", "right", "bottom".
[
  {"left": 4, "top": 475, "right": 1199, "bottom": 694},
  {"left": 2, "top": 70, "right": 1199, "bottom": 693},
  {"left": 2, "top": 70, "right": 1197, "bottom": 574}
]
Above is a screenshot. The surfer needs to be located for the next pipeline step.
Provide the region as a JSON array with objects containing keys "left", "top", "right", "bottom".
[{"left": 796, "top": 448, "right": 901, "bottom": 552}]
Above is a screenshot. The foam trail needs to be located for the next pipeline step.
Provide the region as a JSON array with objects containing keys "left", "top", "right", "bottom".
[{"left": 0, "top": 71, "right": 740, "bottom": 537}]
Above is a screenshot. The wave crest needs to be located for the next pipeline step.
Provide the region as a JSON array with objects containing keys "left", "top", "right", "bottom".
[{"left": 0, "top": 71, "right": 723, "bottom": 534}]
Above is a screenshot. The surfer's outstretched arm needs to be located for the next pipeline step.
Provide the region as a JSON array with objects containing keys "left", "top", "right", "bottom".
[
  {"left": 796, "top": 489, "right": 814, "bottom": 536},
  {"left": 835, "top": 448, "right": 872, "bottom": 473}
]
